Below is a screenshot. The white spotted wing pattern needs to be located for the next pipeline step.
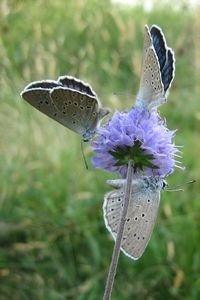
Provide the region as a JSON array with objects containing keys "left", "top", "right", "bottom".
[{"left": 103, "top": 177, "right": 166, "bottom": 260}]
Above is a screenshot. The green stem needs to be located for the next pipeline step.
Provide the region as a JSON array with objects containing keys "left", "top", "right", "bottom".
[{"left": 103, "top": 160, "right": 133, "bottom": 300}]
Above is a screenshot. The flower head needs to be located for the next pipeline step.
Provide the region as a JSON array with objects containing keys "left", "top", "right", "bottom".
[{"left": 91, "top": 107, "right": 179, "bottom": 178}]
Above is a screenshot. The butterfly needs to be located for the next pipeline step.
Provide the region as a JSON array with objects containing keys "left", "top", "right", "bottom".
[
  {"left": 21, "top": 75, "right": 110, "bottom": 141},
  {"left": 135, "top": 24, "right": 175, "bottom": 110},
  {"left": 103, "top": 176, "right": 167, "bottom": 260}
]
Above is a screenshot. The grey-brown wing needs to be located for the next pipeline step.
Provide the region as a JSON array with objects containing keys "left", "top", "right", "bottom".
[
  {"left": 150, "top": 25, "right": 175, "bottom": 94},
  {"left": 103, "top": 187, "right": 160, "bottom": 260},
  {"left": 21, "top": 87, "right": 80, "bottom": 130},
  {"left": 50, "top": 87, "right": 100, "bottom": 136},
  {"left": 21, "top": 77, "right": 110, "bottom": 140},
  {"left": 22, "top": 80, "right": 61, "bottom": 90},
  {"left": 135, "top": 45, "right": 165, "bottom": 110},
  {"left": 58, "top": 75, "right": 97, "bottom": 97},
  {"left": 141, "top": 25, "right": 152, "bottom": 64}
]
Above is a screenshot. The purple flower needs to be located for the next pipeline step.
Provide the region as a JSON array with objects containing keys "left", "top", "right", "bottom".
[{"left": 91, "top": 107, "right": 180, "bottom": 178}]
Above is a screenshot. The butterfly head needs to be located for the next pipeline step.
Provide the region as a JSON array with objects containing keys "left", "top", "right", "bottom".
[{"left": 82, "top": 130, "right": 96, "bottom": 142}]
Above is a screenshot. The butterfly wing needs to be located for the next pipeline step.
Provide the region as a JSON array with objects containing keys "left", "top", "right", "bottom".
[
  {"left": 21, "top": 77, "right": 110, "bottom": 141},
  {"left": 135, "top": 45, "right": 165, "bottom": 110},
  {"left": 140, "top": 24, "right": 152, "bottom": 64},
  {"left": 103, "top": 180, "right": 161, "bottom": 260},
  {"left": 150, "top": 25, "right": 175, "bottom": 94},
  {"left": 150, "top": 25, "right": 168, "bottom": 77},
  {"left": 57, "top": 76, "right": 110, "bottom": 138},
  {"left": 50, "top": 85, "right": 110, "bottom": 141},
  {"left": 22, "top": 80, "right": 61, "bottom": 90},
  {"left": 50, "top": 86, "right": 100, "bottom": 138},
  {"left": 21, "top": 81, "right": 76, "bottom": 128},
  {"left": 58, "top": 75, "right": 97, "bottom": 97},
  {"left": 160, "top": 48, "right": 175, "bottom": 96},
  {"left": 135, "top": 25, "right": 175, "bottom": 110}
]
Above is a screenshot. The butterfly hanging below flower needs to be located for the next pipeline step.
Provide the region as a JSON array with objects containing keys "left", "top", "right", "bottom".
[{"left": 103, "top": 176, "right": 167, "bottom": 260}]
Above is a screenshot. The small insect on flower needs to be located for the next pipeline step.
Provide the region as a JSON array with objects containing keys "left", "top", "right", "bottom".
[
  {"left": 21, "top": 76, "right": 110, "bottom": 142},
  {"left": 103, "top": 176, "right": 167, "bottom": 260},
  {"left": 135, "top": 24, "right": 175, "bottom": 110}
]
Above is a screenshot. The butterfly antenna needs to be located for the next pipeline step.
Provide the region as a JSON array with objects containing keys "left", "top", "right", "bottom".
[
  {"left": 166, "top": 180, "right": 195, "bottom": 192},
  {"left": 81, "top": 140, "right": 89, "bottom": 170}
]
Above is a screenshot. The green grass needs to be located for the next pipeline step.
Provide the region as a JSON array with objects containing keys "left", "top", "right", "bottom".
[{"left": 0, "top": 0, "right": 200, "bottom": 299}]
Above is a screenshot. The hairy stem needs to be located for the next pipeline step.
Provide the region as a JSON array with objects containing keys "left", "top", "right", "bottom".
[{"left": 103, "top": 160, "right": 133, "bottom": 300}]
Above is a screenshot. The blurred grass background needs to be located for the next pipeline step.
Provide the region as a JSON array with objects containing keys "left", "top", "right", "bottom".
[{"left": 0, "top": 0, "right": 200, "bottom": 299}]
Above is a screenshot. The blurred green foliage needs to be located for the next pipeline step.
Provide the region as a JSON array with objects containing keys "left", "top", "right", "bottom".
[{"left": 0, "top": 0, "right": 200, "bottom": 299}]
